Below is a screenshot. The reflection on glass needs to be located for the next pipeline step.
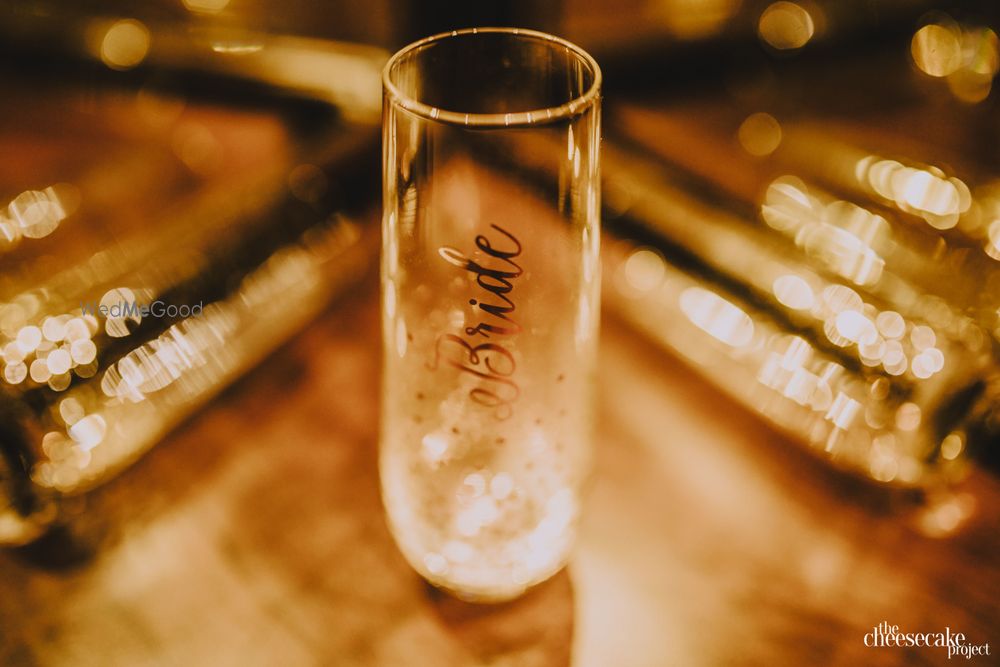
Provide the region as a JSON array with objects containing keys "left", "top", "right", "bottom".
[
  {"left": 763, "top": 176, "right": 887, "bottom": 286},
  {"left": 608, "top": 240, "right": 978, "bottom": 488},
  {"left": 0, "top": 14, "right": 391, "bottom": 546},
  {"left": 30, "top": 217, "right": 367, "bottom": 494},
  {"left": 583, "top": 141, "right": 989, "bottom": 490},
  {"left": 719, "top": 124, "right": 1000, "bottom": 351},
  {"left": 0, "top": 123, "right": 378, "bottom": 544}
]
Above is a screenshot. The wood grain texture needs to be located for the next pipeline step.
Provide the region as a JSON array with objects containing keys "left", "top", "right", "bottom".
[{"left": 0, "top": 276, "right": 997, "bottom": 667}]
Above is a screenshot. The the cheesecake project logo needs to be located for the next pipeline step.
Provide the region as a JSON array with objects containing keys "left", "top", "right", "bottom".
[{"left": 865, "top": 621, "right": 991, "bottom": 660}]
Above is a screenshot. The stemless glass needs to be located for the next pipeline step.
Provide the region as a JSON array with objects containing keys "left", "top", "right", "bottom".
[{"left": 380, "top": 28, "right": 601, "bottom": 601}]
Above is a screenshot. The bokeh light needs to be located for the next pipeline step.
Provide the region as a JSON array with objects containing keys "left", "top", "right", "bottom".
[
  {"left": 99, "top": 19, "right": 151, "bottom": 71},
  {"left": 758, "top": 2, "right": 815, "bottom": 50}
]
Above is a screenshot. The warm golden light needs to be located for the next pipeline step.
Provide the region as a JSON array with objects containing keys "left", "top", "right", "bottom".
[
  {"left": 135, "top": 87, "right": 186, "bottom": 129},
  {"left": 606, "top": 227, "right": 976, "bottom": 491},
  {"left": 910, "top": 324, "right": 936, "bottom": 351},
  {"left": 29, "top": 358, "right": 51, "bottom": 384},
  {"left": 947, "top": 67, "right": 992, "bottom": 103},
  {"left": 624, "top": 248, "right": 667, "bottom": 293},
  {"left": 24, "top": 213, "right": 363, "bottom": 497},
  {"left": 762, "top": 176, "right": 813, "bottom": 232},
  {"left": 875, "top": 311, "right": 906, "bottom": 340},
  {"left": 657, "top": 0, "right": 741, "bottom": 39},
  {"left": 825, "top": 391, "right": 861, "bottom": 431},
  {"left": 69, "top": 414, "right": 108, "bottom": 451},
  {"left": 916, "top": 492, "right": 976, "bottom": 537},
  {"left": 0, "top": 216, "right": 17, "bottom": 252},
  {"left": 17, "top": 325, "right": 42, "bottom": 353},
  {"left": 758, "top": 1, "right": 815, "bottom": 50},
  {"left": 855, "top": 157, "right": 970, "bottom": 229},
  {"left": 772, "top": 274, "right": 815, "bottom": 310},
  {"left": 762, "top": 177, "right": 887, "bottom": 286},
  {"left": 911, "top": 23, "right": 963, "bottom": 77},
  {"left": 210, "top": 41, "right": 264, "bottom": 54},
  {"left": 941, "top": 433, "right": 964, "bottom": 460},
  {"left": 99, "top": 19, "right": 151, "bottom": 71},
  {"left": 1, "top": 185, "right": 76, "bottom": 252},
  {"left": 3, "top": 362, "right": 26, "bottom": 384},
  {"left": 59, "top": 397, "right": 85, "bottom": 426},
  {"left": 2, "top": 300, "right": 102, "bottom": 392},
  {"left": 833, "top": 310, "right": 877, "bottom": 346},
  {"left": 816, "top": 284, "right": 862, "bottom": 318},
  {"left": 9, "top": 189, "right": 65, "bottom": 239},
  {"left": 962, "top": 27, "right": 1000, "bottom": 77},
  {"left": 985, "top": 219, "right": 1000, "bottom": 261},
  {"left": 950, "top": 27, "right": 999, "bottom": 103},
  {"left": 172, "top": 124, "right": 223, "bottom": 175},
  {"left": 912, "top": 17, "right": 1000, "bottom": 103},
  {"left": 421, "top": 432, "right": 449, "bottom": 466},
  {"left": 738, "top": 112, "right": 782, "bottom": 157},
  {"left": 679, "top": 287, "right": 755, "bottom": 347},
  {"left": 182, "top": 0, "right": 231, "bottom": 14}
]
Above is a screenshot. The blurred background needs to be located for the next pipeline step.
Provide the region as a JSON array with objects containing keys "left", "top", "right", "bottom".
[{"left": 1, "top": 0, "right": 1000, "bottom": 665}]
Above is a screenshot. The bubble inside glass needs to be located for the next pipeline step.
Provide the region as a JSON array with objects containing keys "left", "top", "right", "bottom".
[{"left": 380, "top": 28, "right": 601, "bottom": 601}]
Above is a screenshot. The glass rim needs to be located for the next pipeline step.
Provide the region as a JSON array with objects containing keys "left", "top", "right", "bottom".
[{"left": 382, "top": 27, "right": 602, "bottom": 128}]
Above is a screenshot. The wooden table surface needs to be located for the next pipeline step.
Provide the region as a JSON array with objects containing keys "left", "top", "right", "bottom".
[{"left": 1, "top": 274, "right": 998, "bottom": 667}]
